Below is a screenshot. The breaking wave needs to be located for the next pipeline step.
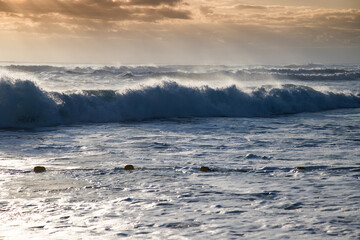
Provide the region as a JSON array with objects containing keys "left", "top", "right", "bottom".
[
  {"left": 3, "top": 64, "right": 360, "bottom": 81},
  {"left": 1, "top": 78, "right": 360, "bottom": 128}
]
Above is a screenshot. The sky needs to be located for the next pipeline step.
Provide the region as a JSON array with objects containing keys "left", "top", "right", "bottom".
[{"left": 0, "top": 0, "right": 359, "bottom": 64}]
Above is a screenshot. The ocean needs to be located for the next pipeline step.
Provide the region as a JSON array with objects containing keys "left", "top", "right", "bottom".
[{"left": 0, "top": 64, "right": 359, "bottom": 239}]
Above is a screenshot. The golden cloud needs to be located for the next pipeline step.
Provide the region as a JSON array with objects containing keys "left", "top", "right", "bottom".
[
  {"left": 234, "top": 4, "right": 268, "bottom": 10},
  {"left": 127, "top": 0, "right": 182, "bottom": 6},
  {"left": 0, "top": 0, "right": 359, "bottom": 49},
  {"left": 0, "top": 0, "right": 191, "bottom": 22}
]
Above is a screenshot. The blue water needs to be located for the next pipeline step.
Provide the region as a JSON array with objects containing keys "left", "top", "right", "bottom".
[{"left": 0, "top": 64, "right": 359, "bottom": 239}]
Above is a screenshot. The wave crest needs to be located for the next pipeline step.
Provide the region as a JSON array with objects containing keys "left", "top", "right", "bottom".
[
  {"left": 0, "top": 79, "right": 359, "bottom": 128},
  {"left": 4, "top": 64, "right": 360, "bottom": 81}
]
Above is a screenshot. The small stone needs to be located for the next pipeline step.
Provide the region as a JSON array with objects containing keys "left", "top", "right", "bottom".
[
  {"left": 199, "top": 166, "right": 211, "bottom": 172},
  {"left": 34, "top": 166, "right": 46, "bottom": 173},
  {"left": 245, "top": 153, "right": 258, "bottom": 159},
  {"left": 296, "top": 167, "right": 307, "bottom": 171},
  {"left": 124, "top": 165, "right": 134, "bottom": 170}
]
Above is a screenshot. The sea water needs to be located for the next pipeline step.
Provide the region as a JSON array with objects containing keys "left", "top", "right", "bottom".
[{"left": 0, "top": 64, "right": 359, "bottom": 239}]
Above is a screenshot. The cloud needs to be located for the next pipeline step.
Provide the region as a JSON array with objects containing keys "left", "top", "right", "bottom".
[
  {"left": 0, "top": 0, "right": 359, "bottom": 64},
  {"left": 127, "top": 0, "right": 182, "bottom": 6},
  {"left": 235, "top": 4, "right": 268, "bottom": 10},
  {"left": 0, "top": 0, "right": 191, "bottom": 22}
]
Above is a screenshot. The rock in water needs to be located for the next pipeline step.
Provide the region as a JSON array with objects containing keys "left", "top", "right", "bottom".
[
  {"left": 124, "top": 165, "right": 134, "bottom": 170},
  {"left": 200, "top": 166, "right": 211, "bottom": 172},
  {"left": 296, "top": 167, "right": 307, "bottom": 171},
  {"left": 34, "top": 166, "right": 46, "bottom": 173}
]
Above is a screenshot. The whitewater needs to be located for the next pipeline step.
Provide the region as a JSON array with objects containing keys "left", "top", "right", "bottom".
[{"left": 0, "top": 64, "right": 359, "bottom": 239}]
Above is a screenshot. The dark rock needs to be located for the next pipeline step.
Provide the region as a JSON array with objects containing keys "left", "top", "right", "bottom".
[
  {"left": 245, "top": 153, "right": 259, "bottom": 159},
  {"left": 34, "top": 166, "right": 46, "bottom": 173},
  {"left": 284, "top": 202, "right": 302, "bottom": 210},
  {"left": 124, "top": 165, "right": 134, "bottom": 170},
  {"left": 200, "top": 166, "right": 211, "bottom": 172}
]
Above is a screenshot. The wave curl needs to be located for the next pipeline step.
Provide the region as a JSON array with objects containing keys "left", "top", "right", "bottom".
[{"left": 1, "top": 78, "right": 359, "bottom": 128}]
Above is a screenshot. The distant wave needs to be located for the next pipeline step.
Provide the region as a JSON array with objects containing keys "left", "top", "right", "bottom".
[
  {"left": 1, "top": 78, "right": 360, "bottom": 129},
  {"left": 3, "top": 64, "right": 360, "bottom": 81}
]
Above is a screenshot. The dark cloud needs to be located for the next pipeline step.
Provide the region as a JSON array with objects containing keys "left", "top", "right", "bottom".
[
  {"left": 0, "top": 0, "right": 359, "bottom": 50},
  {"left": 0, "top": 0, "right": 191, "bottom": 22},
  {"left": 127, "top": 0, "right": 182, "bottom": 6},
  {"left": 0, "top": 0, "right": 14, "bottom": 13},
  {"left": 235, "top": 4, "right": 268, "bottom": 10},
  {"left": 154, "top": 7, "right": 191, "bottom": 19}
]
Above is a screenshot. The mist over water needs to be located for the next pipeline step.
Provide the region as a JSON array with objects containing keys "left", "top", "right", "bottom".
[{"left": 0, "top": 64, "right": 359, "bottom": 239}]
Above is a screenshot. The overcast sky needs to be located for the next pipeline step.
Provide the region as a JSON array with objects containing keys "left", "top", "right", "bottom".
[{"left": 0, "top": 0, "right": 359, "bottom": 64}]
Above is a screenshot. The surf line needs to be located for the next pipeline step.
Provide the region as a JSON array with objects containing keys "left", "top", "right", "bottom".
[{"left": 4, "top": 165, "right": 358, "bottom": 175}]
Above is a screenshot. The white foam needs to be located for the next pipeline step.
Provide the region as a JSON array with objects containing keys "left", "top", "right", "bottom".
[{"left": 0, "top": 78, "right": 359, "bottom": 128}]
